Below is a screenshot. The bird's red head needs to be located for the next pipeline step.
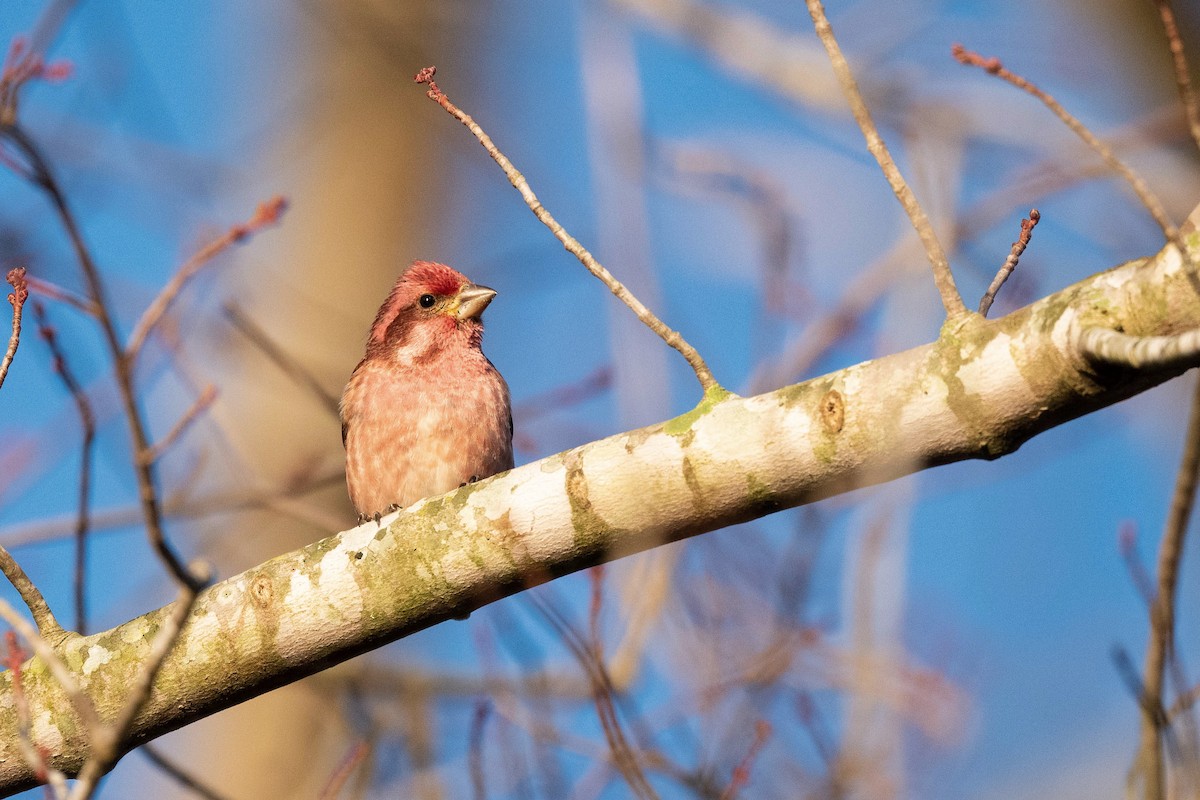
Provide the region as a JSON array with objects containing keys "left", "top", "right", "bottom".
[{"left": 365, "top": 261, "right": 496, "bottom": 360}]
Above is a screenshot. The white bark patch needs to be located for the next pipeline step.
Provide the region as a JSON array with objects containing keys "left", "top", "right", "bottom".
[
  {"left": 120, "top": 618, "right": 150, "bottom": 645},
  {"left": 593, "top": 432, "right": 689, "bottom": 531},
  {"left": 29, "top": 708, "right": 63, "bottom": 752},
  {"left": 959, "top": 331, "right": 1032, "bottom": 407},
  {"left": 81, "top": 646, "right": 113, "bottom": 676},
  {"left": 278, "top": 527, "right": 381, "bottom": 659},
  {"left": 493, "top": 465, "right": 575, "bottom": 562}
]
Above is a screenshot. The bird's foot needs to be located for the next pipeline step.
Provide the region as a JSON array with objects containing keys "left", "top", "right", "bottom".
[
  {"left": 360, "top": 504, "right": 403, "bottom": 525},
  {"left": 459, "top": 475, "right": 481, "bottom": 488}
]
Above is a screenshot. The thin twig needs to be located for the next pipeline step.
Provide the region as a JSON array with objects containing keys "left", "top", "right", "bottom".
[
  {"left": 32, "top": 300, "right": 95, "bottom": 634},
  {"left": 0, "top": 597, "right": 101, "bottom": 735},
  {"left": 124, "top": 195, "right": 287, "bottom": 361},
  {"left": 414, "top": 66, "right": 720, "bottom": 395},
  {"left": 1120, "top": 523, "right": 1158, "bottom": 608},
  {"left": 1133, "top": 378, "right": 1200, "bottom": 799},
  {"left": 0, "top": 544, "right": 63, "bottom": 639},
  {"left": 4, "top": 631, "right": 67, "bottom": 797},
  {"left": 717, "top": 720, "right": 772, "bottom": 800},
  {"left": 0, "top": 122, "right": 203, "bottom": 590},
  {"left": 803, "top": 1, "right": 967, "bottom": 319},
  {"left": 1, "top": 266, "right": 28, "bottom": 390},
  {"left": 978, "top": 209, "right": 1040, "bottom": 317},
  {"left": 139, "top": 745, "right": 232, "bottom": 800},
  {"left": 469, "top": 701, "right": 491, "bottom": 800},
  {"left": 1151, "top": 0, "right": 1200, "bottom": 153},
  {"left": 223, "top": 303, "right": 341, "bottom": 417},
  {"left": 318, "top": 740, "right": 368, "bottom": 800},
  {"left": 951, "top": 44, "right": 1184, "bottom": 260},
  {"left": 69, "top": 581, "right": 203, "bottom": 800},
  {"left": 529, "top": 593, "right": 659, "bottom": 800},
  {"left": 140, "top": 385, "right": 218, "bottom": 465},
  {"left": 25, "top": 276, "right": 96, "bottom": 316}
]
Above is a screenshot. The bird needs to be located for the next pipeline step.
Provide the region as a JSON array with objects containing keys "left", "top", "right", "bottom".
[{"left": 340, "top": 260, "right": 514, "bottom": 521}]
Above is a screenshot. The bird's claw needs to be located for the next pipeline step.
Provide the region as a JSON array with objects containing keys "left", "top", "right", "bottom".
[
  {"left": 359, "top": 504, "right": 403, "bottom": 526},
  {"left": 459, "top": 475, "right": 481, "bottom": 488}
]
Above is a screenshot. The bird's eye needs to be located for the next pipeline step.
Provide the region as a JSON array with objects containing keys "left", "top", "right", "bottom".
[{"left": 418, "top": 294, "right": 436, "bottom": 309}]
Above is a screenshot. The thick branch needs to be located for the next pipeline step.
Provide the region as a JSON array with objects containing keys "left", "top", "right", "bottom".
[{"left": 0, "top": 231, "right": 1198, "bottom": 795}]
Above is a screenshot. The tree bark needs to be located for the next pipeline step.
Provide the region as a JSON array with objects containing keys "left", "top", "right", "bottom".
[{"left": 0, "top": 219, "right": 1198, "bottom": 795}]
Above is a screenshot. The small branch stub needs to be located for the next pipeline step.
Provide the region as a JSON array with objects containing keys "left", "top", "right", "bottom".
[
  {"left": 820, "top": 389, "right": 845, "bottom": 434},
  {"left": 952, "top": 44, "right": 1183, "bottom": 262},
  {"left": 1078, "top": 327, "right": 1200, "bottom": 371},
  {"left": 979, "top": 209, "right": 1040, "bottom": 317}
]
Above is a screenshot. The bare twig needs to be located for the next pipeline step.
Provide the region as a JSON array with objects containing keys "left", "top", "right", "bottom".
[
  {"left": 0, "top": 122, "right": 203, "bottom": 591},
  {"left": 124, "top": 195, "right": 287, "bottom": 361},
  {"left": 469, "top": 701, "right": 491, "bottom": 800},
  {"left": 529, "top": 592, "right": 659, "bottom": 800},
  {"left": 32, "top": 300, "right": 95, "bottom": 634},
  {"left": 1, "top": 266, "right": 28, "bottom": 390},
  {"left": 414, "top": 66, "right": 720, "bottom": 395},
  {"left": 140, "top": 385, "right": 218, "bottom": 465},
  {"left": 1120, "top": 523, "right": 1158, "bottom": 608},
  {"left": 1151, "top": 0, "right": 1200, "bottom": 153},
  {"left": 4, "top": 632, "right": 67, "bottom": 797},
  {"left": 1132, "top": 378, "right": 1200, "bottom": 799},
  {"left": 1078, "top": 327, "right": 1200, "bottom": 371},
  {"left": 24, "top": 276, "right": 95, "bottom": 316},
  {"left": 223, "top": 303, "right": 341, "bottom": 417},
  {"left": 318, "top": 740, "right": 368, "bottom": 800},
  {"left": 717, "top": 720, "right": 772, "bottom": 800},
  {"left": 139, "top": 745, "right": 232, "bottom": 800},
  {"left": 804, "top": 1, "right": 967, "bottom": 319},
  {"left": 952, "top": 44, "right": 1184, "bottom": 259},
  {"left": 0, "top": 544, "right": 63, "bottom": 640},
  {"left": 0, "top": 597, "right": 101, "bottom": 736},
  {"left": 978, "top": 209, "right": 1040, "bottom": 317}
]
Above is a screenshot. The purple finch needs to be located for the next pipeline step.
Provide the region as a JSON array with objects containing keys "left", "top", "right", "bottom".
[{"left": 341, "top": 261, "right": 514, "bottom": 520}]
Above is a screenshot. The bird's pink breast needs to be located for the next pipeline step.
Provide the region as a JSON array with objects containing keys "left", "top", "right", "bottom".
[{"left": 342, "top": 348, "right": 513, "bottom": 517}]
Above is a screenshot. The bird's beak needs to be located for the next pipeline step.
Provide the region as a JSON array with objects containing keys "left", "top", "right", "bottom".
[{"left": 452, "top": 283, "right": 497, "bottom": 321}]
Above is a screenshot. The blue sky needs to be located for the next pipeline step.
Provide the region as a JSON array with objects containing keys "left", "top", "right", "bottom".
[{"left": 0, "top": 1, "right": 1198, "bottom": 797}]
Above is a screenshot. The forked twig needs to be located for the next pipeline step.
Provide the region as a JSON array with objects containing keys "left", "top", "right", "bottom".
[
  {"left": 414, "top": 66, "right": 720, "bottom": 395},
  {"left": 32, "top": 300, "right": 95, "bottom": 634},
  {"left": 978, "top": 209, "right": 1040, "bottom": 317},
  {"left": 0, "top": 544, "right": 63, "bottom": 639},
  {"left": 0, "top": 122, "right": 202, "bottom": 590},
  {"left": 124, "top": 195, "right": 287, "bottom": 361},
  {"left": 951, "top": 45, "right": 1184, "bottom": 260},
  {"left": 804, "top": 0, "right": 967, "bottom": 319}
]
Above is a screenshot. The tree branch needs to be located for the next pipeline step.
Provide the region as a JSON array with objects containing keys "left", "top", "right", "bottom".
[
  {"left": 0, "top": 229, "right": 1197, "bottom": 795},
  {"left": 805, "top": 0, "right": 967, "bottom": 319}
]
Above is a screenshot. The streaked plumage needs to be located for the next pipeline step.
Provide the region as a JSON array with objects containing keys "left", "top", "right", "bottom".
[{"left": 340, "top": 261, "right": 513, "bottom": 519}]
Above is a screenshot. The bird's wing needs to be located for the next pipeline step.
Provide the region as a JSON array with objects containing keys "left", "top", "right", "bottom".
[{"left": 340, "top": 358, "right": 367, "bottom": 448}]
